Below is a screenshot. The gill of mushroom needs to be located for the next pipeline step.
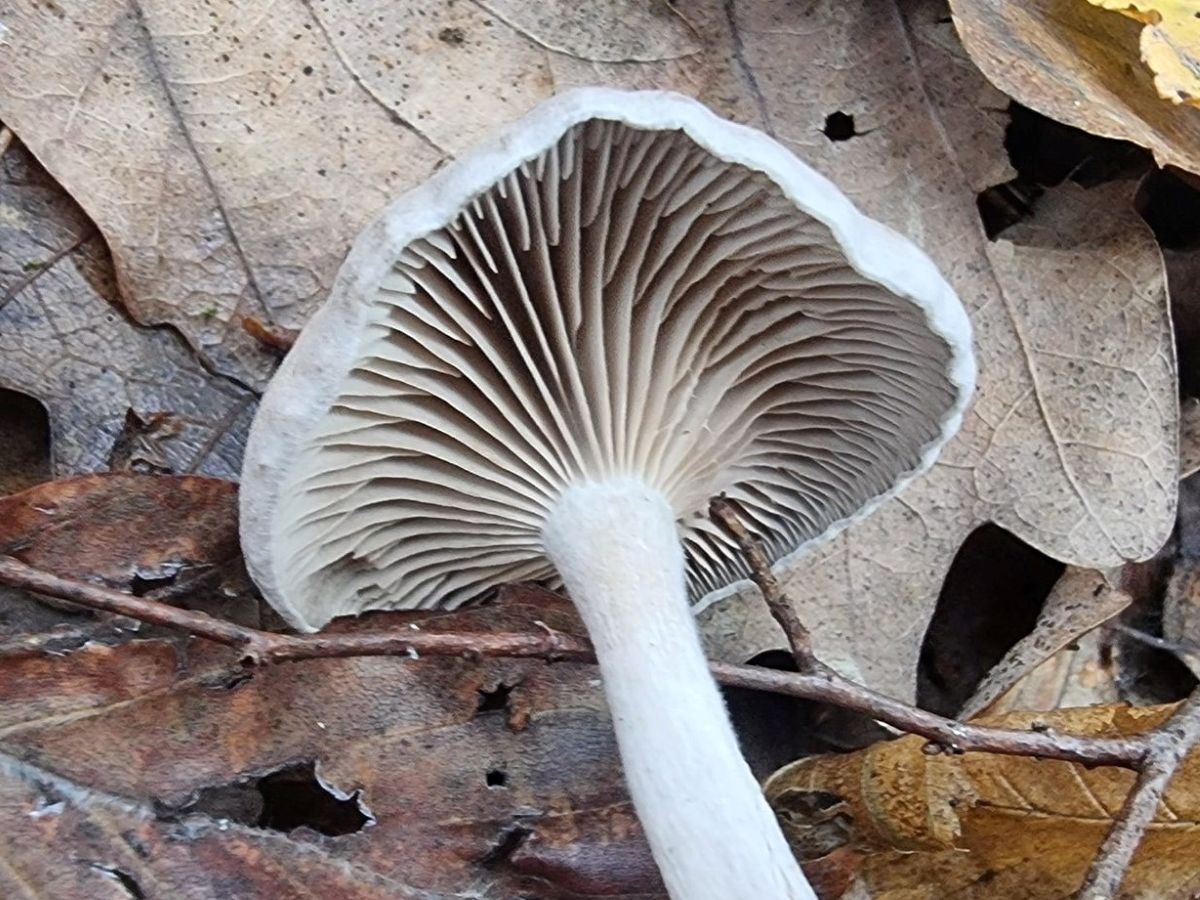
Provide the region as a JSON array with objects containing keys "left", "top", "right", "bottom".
[{"left": 239, "top": 88, "right": 975, "bottom": 900}]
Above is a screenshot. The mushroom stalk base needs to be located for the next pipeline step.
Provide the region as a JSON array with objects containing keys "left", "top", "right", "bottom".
[{"left": 542, "top": 479, "right": 815, "bottom": 900}]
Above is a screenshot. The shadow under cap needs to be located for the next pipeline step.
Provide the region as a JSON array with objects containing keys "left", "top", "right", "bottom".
[{"left": 239, "top": 87, "right": 975, "bottom": 632}]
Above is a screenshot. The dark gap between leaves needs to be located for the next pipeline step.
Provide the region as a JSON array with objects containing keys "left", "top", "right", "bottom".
[
  {"left": 1114, "top": 473, "right": 1200, "bottom": 704},
  {"left": 1136, "top": 171, "right": 1200, "bottom": 397},
  {"left": 129, "top": 569, "right": 179, "bottom": 597},
  {"left": 976, "top": 102, "right": 1152, "bottom": 239},
  {"left": 918, "top": 524, "right": 1063, "bottom": 717},
  {"left": 1136, "top": 169, "right": 1200, "bottom": 249},
  {"left": 724, "top": 650, "right": 888, "bottom": 778},
  {"left": 0, "top": 389, "right": 51, "bottom": 496},
  {"left": 182, "top": 760, "right": 371, "bottom": 837}
]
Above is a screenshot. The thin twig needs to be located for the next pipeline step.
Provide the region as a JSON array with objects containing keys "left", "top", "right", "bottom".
[
  {"left": 709, "top": 497, "right": 819, "bottom": 671},
  {"left": 0, "top": 555, "right": 1150, "bottom": 768},
  {"left": 0, "top": 556, "right": 592, "bottom": 665},
  {"left": 1077, "top": 690, "right": 1200, "bottom": 898}
]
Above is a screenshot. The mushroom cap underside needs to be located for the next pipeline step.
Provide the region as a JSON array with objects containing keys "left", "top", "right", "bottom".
[{"left": 239, "top": 88, "right": 975, "bottom": 632}]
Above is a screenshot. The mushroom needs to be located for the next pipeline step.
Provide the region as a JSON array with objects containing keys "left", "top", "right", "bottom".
[{"left": 239, "top": 88, "right": 974, "bottom": 900}]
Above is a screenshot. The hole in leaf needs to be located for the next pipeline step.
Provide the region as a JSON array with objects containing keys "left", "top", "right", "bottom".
[
  {"left": 724, "top": 651, "right": 888, "bottom": 778},
  {"left": 976, "top": 181, "right": 1043, "bottom": 241},
  {"left": 185, "top": 761, "right": 372, "bottom": 836},
  {"left": 485, "top": 768, "right": 508, "bottom": 787},
  {"left": 821, "top": 111, "right": 856, "bottom": 142},
  {"left": 476, "top": 681, "right": 515, "bottom": 713},
  {"left": 0, "top": 389, "right": 51, "bottom": 496},
  {"left": 918, "top": 524, "right": 1064, "bottom": 716}
]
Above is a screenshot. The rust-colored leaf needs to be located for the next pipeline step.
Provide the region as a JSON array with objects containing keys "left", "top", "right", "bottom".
[
  {"left": 0, "top": 587, "right": 668, "bottom": 898},
  {"left": 0, "top": 474, "right": 240, "bottom": 592},
  {"left": 0, "top": 473, "right": 259, "bottom": 639},
  {"left": 0, "top": 751, "right": 426, "bottom": 900}
]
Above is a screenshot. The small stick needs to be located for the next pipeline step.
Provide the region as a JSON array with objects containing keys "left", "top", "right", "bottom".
[
  {"left": 1077, "top": 690, "right": 1200, "bottom": 898},
  {"left": 0, "top": 555, "right": 1151, "bottom": 768},
  {"left": 0, "top": 556, "right": 591, "bottom": 665},
  {"left": 709, "top": 497, "right": 819, "bottom": 671}
]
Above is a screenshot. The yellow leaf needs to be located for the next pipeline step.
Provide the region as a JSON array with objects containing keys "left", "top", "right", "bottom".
[
  {"left": 766, "top": 704, "right": 1200, "bottom": 899},
  {"left": 1090, "top": 1, "right": 1200, "bottom": 106},
  {"left": 951, "top": 0, "right": 1200, "bottom": 176}
]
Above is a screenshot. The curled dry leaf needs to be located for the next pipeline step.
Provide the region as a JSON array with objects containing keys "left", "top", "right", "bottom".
[
  {"left": 1090, "top": 0, "right": 1200, "bottom": 107},
  {"left": 106, "top": 408, "right": 185, "bottom": 474},
  {"left": 0, "top": 589, "right": 672, "bottom": 898},
  {"left": 977, "top": 627, "right": 1124, "bottom": 719},
  {"left": 950, "top": 0, "right": 1200, "bottom": 175},
  {"left": 765, "top": 703, "right": 1200, "bottom": 899},
  {"left": 239, "top": 316, "right": 298, "bottom": 355},
  {"left": 0, "top": 2, "right": 1178, "bottom": 699}
]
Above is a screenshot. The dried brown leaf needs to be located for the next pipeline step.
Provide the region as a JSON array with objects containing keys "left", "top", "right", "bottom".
[
  {"left": 0, "top": 473, "right": 260, "bottom": 637},
  {"left": 0, "top": 590, "right": 670, "bottom": 898},
  {"left": 0, "top": 0, "right": 697, "bottom": 387},
  {"left": 766, "top": 703, "right": 1200, "bottom": 899},
  {"left": 0, "top": 751, "right": 429, "bottom": 900},
  {"left": 0, "top": 474, "right": 240, "bottom": 591}
]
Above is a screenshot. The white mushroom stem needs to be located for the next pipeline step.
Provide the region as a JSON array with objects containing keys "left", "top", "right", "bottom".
[{"left": 543, "top": 479, "right": 816, "bottom": 900}]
